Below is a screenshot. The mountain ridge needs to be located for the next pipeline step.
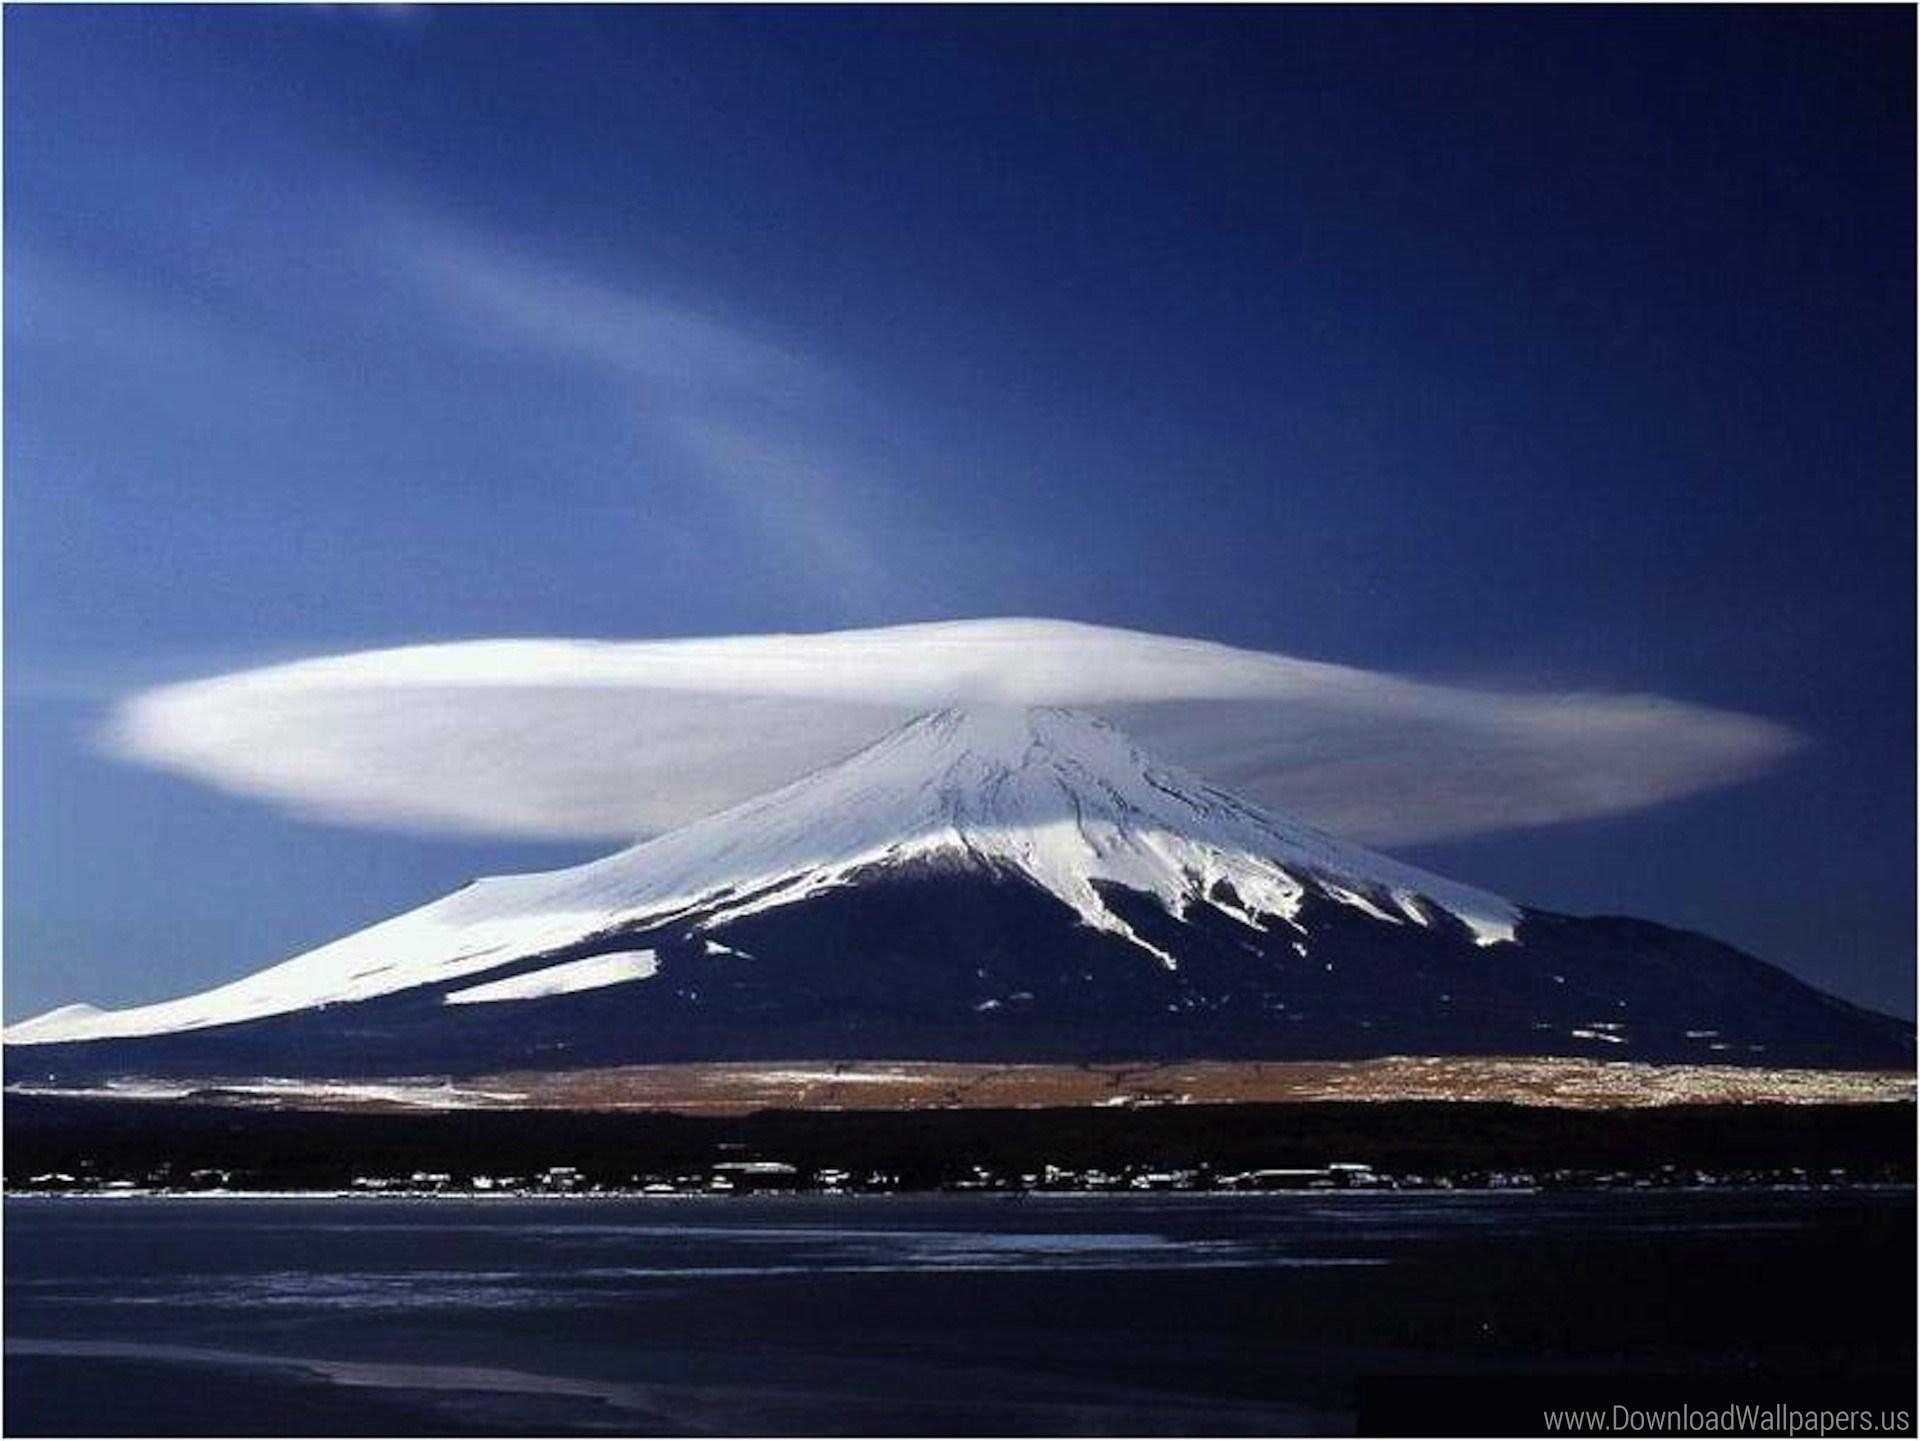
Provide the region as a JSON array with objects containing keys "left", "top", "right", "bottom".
[
  {"left": 7, "top": 707, "right": 1517, "bottom": 1045},
  {"left": 6, "top": 706, "right": 1909, "bottom": 1075}
]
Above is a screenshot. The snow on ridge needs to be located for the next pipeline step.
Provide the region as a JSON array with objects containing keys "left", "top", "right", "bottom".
[
  {"left": 6, "top": 706, "right": 1518, "bottom": 1046},
  {"left": 4, "top": 1004, "right": 105, "bottom": 1043}
]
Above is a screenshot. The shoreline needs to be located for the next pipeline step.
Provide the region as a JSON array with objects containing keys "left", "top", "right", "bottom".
[
  {"left": 9, "top": 1180, "right": 1918, "bottom": 1202},
  {"left": 10, "top": 1091, "right": 1913, "bottom": 1196},
  {"left": 6, "top": 1054, "right": 1913, "bottom": 1115}
]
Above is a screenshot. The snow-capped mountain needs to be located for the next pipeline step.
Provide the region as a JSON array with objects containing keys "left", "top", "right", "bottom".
[{"left": 5, "top": 708, "right": 1909, "bottom": 1076}]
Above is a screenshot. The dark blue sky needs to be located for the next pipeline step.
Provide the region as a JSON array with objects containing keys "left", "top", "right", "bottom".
[{"left": 6, "top": 6, "right": 1914, "bottom": 1019}]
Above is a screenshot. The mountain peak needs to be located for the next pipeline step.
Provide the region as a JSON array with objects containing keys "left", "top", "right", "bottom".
[
  {"left": 8, "top": 706, "right": 1522, "bottom": 1046},
  {"left": 824, "top": 705, "right": 1141, "bottom": 782},
  {"left": 9, "top": 703, "right": 1910, "bottom": 1074}
]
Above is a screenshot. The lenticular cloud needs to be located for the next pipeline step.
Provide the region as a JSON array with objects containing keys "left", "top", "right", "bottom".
[{"left": 103, "top": 618, "right": 1803, "bottom": 847}]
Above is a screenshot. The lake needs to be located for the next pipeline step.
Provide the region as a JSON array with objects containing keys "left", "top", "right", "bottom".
[{"left": 5, "top": 1189, "right": 1913, "bottom": 1435}]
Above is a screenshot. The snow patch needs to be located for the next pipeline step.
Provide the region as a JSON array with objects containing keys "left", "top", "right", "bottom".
[
  {"left": 443, "top": 951, "right": 658, "bottom": 1006},
  {"left": 1570, "top": 1027, "right": 1628, "bottom": 1045}
]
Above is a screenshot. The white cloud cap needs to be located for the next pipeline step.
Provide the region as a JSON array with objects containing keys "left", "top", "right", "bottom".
[{"left": 104, "top": 618, "right": 1803, "bottom": 847}]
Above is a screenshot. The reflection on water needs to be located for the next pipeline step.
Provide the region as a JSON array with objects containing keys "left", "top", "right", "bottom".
[{"left": 6, "top": 1190, "right": 1914, "bottom": 1436}]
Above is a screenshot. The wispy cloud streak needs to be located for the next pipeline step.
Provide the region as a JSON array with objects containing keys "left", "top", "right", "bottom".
[
  {"left": 391, "top": 217, "right": 881, "bottom": 603},
  {"left": 406, "top": 225, "right": 829, "bottom": 406}
]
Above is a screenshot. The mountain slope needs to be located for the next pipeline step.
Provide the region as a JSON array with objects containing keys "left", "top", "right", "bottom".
[{"left": 5, "top": 708, "right": 1909, "bottom": 1076}]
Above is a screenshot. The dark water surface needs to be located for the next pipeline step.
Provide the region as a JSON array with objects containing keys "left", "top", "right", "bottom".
[{"left": 5, "top": 1190, "right": 1913, "bottom": 1435}]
